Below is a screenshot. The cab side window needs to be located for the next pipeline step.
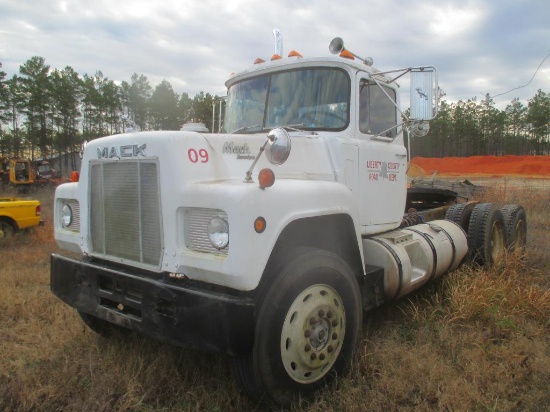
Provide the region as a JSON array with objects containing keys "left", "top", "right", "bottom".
[{"left": 359, "top": 80, "right": 397, "bottom": 137}]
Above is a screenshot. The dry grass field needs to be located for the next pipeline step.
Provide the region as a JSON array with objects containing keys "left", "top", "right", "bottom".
[{"left": 1, "top": 179, "right": 549, "bottom": 412}]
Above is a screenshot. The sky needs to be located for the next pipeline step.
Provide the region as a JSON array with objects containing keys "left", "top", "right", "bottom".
[{"left": 1, "top": 0, "right": 549, "bottom": 110}]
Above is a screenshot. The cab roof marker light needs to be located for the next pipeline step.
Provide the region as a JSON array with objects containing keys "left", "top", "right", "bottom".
[
  {"left": 288, "top": 50, "right": 303, "bottom": 58},
  {"left": 254, "top": 58, "right": 265, "bottom": 64},
  {"left": 271, "top": 54, "right": 282, "bottom": 61},
  {"left": 339, "top": 49, "right": 355, "bottom": 60}
]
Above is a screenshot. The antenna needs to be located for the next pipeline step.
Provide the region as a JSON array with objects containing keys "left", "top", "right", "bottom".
[{"left": 329, "top": 37, "right": 373, "bottom": 66}]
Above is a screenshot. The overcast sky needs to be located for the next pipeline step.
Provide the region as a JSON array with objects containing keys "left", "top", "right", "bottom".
[{"left": 1, "top": 0, "right": 549, "bottom": 110}]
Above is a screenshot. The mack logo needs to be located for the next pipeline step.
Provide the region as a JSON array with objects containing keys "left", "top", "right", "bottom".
[
  {"left": 223, "top": 142, "right": 250, "bottom": 155},
  {"left": 97, "top": 144, "right": 147, "bottom": 159}
]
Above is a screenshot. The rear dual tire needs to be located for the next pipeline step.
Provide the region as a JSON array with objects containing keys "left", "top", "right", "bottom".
[
  {"left": 467, "top": 203, "right": 507, "bottom": 268},
  {"left": 500, "top": 204, "right": 527, "bottom": 253}
]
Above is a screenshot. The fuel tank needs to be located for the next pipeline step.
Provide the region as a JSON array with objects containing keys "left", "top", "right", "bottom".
[{"left": 362, "top": 220, "right": 468, "bottom": 300}]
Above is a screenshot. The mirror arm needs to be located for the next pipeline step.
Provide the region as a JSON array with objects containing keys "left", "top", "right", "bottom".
[
  {"left": 370, "top": 123, "right": 405, "bottom": 142},
  {"left": 369, "top": 75, "right": 408, "bottom": 121},
  {"left": 244, "top": 138, "right": 270, "bottom": 183}
]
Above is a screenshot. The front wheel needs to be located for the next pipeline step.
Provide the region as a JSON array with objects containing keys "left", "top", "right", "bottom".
[{"left": 232, "top": 249, "right": 362, "bottom": 406}]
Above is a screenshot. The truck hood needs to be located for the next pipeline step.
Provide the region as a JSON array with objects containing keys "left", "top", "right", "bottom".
[{"left": 82, "top": 130, "right": 336, "bottom": 184}]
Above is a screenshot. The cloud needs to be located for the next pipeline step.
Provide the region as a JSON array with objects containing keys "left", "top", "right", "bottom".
[{"left": 0, "top": 0, "right": 548, "bottom": 110}]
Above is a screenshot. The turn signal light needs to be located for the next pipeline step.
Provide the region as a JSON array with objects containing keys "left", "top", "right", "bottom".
[
  {"left": 254, "top": 217, "right": 267, "bottom": 233},
  {"left": 258, "top": 168, "right": 275, "bottom": 189}
]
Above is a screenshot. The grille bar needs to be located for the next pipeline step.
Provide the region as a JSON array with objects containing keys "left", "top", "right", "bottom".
[{"left": 90, "top": 160, "right": 162, "bottom": 268}]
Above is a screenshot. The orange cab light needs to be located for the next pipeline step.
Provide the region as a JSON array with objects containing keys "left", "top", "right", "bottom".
[
  {"left": 254, "top": 217, "right": 267, "bottom": 233},
  {"left": 288, "top": 50, "right": 303, "bottom": 58},
  {"left": 254, "top": 58, "right": 265, "bottom": 64},
  {"left": 71, "top": 171, "right": 80, "bottom": 182},
  {"left": 339, "top": 49, "right": 355, "bottom": 60},
  {"left": 271, "top": 54, "right": 282, "bottom": 61},
  {"left": 258, "top": 168, "right": 275, "bottom": 189}
]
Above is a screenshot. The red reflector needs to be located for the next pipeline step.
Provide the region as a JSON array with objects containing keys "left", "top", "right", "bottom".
[{"left": 36, "top": 205, "right": 41, "bottom": 216}]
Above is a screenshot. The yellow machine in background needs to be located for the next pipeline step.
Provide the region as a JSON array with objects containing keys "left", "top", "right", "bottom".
[{"left": 0, "top": 158, "right": 36, "bottom": 192}]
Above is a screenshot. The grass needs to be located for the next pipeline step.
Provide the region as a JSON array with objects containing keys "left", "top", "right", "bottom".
[{"left": 1, "top": 179, "right": 549, "bottom": 412}]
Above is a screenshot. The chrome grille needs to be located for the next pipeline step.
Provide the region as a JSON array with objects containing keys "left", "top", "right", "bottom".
[
  {"left": 184, "top": 208, "right": 229, "bottom": 255},
  {"left": 90, "top": 160, "right": 162, "bottom": 268}
]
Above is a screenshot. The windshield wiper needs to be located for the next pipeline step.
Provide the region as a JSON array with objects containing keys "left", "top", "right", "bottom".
[
  {"left": 230, "top": 124, "right": 262, "bottom": 134},
  {"left": 281, "top": 123, "right": 307, "bottom": 131}
]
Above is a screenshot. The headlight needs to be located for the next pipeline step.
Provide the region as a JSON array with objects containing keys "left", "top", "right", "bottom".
[
  {"left": 207, "top": 216, "right": 229, "bottom": 250},
  {"left": 61, "top": 204, "right": 73, "bottom": 228}
]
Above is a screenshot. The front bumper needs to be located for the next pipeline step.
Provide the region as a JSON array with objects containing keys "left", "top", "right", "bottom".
[{"left": 50, "top": 254, "right": 255, "bottom": 355}]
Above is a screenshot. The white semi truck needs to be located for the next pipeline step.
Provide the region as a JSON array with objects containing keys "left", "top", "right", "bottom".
[{"left": 50, "top": 36, "right": 526, "bottom": 406}]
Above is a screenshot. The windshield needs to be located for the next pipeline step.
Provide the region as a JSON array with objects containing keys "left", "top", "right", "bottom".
[{"left": 223, "top": 67, "right": 350, "bottom": 133}]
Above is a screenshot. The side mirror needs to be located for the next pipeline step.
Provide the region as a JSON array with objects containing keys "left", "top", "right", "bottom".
[
  {"left": 265, "top": 128, "right": 291, "bottom": 165},
  {"left": 410, "top": 67, "right": 438, "bottom": 121}
]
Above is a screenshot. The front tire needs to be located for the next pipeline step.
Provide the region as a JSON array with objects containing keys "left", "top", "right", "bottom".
[{"left": 232, "top": 249, "right": 362, "bottom": 406}]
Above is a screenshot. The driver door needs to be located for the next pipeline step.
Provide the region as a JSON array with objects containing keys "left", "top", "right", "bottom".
[{"left": 355, "top": 77, "right": 407, "bottom": 232}]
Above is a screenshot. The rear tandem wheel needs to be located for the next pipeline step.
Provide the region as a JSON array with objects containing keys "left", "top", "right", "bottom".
[
  {"left": 500, "top": 204, "right": 527, "bottom": 253},
  {"left": 467, "top": 203, "right": 507, "bottom": 268}
]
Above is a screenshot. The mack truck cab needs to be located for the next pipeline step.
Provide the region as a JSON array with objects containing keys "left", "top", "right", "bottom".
[{"left": 51, "top": 36, "right": 523, "bottom": 406}]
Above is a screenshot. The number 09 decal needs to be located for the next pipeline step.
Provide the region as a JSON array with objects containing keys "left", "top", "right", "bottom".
[{"left": 188, "top": 148, "right": 209, "bottom": 163}]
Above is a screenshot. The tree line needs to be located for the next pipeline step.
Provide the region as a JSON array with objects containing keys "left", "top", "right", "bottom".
[
  {"left": 0, "top": 57, "right": 222, "bottom": 162},
  {"left": 1, "top": 56, "right": 549, "bottom": 163},
  {"left": 409, "top": 91, "right": 550, "bottom": 158}
]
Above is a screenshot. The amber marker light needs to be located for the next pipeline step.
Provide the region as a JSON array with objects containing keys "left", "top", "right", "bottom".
[
  {"left": 258, "top": 168, "right": 275, "bottom": 189},
  {"left": 339, "top": 49, "right": 355, "bottom": 60},
  {"left": 254, "top": 217, "right": 267, "bottom": 233},
  {"left": 288, "top": 50, "right": 303, "bottom": 58}
]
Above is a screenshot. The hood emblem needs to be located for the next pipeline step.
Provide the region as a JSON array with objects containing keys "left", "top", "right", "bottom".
[{"left": 97, "top": 144, "right": 147, "bottom": 159}]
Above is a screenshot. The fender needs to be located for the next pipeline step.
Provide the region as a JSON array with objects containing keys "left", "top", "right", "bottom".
[{"left": 172, "top": 178, "right": 364, "bottom": 291}]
